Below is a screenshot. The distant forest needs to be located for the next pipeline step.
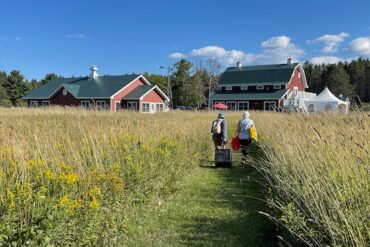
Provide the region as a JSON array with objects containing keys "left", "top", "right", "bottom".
[{"left": 0, "top": 58, "right": 369, "bottom": 107}]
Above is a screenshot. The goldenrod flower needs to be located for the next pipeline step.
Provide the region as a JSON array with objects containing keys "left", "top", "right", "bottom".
[{"left": 89, "top": 197, "right": 99, "bottom": 209}]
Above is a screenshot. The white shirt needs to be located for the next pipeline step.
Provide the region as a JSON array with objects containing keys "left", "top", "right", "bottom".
[{"left": 238, "top": 118, "right": 254, "bottom": 140}]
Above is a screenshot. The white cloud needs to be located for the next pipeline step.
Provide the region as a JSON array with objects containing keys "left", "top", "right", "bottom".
[
  {"left": 254, "top": 36, "right": 305, "bottom": 64},
  {"left": 169, "top": 36, "right": 304, "bottom": 66},
  {"left": 348, "top": 37, "right": 370, "bottom": 55},
  {"left": 170, "top": 45, "right": 255, "bottom": 66},
  {"left": 309, "top": 56, "right": 343, "bottom": 64},
  {"left": 67, "top": 34, "right": 87, "bottom": 40},
  {"left": 310, "top": 32, "right": 349, "bottom": 53},
  {"left": 190, "top": 46, "right": 226, "bottom": 58},
  {"left": 261, "top": 36, "right": 290, "bottom": 49},
  {"left": 169, "top": 52, "right": 187, "bottom": 59}
]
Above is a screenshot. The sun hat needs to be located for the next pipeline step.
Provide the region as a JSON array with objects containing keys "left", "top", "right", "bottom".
[
  {"left": 218, "top": 111, "right": 225, "bottom": 119},
  {"left": 243, "top": 111, "right": 250, "bottom": 118}
]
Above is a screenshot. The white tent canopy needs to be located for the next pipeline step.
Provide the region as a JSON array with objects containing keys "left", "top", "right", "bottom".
[{"left": 305, "top": 87, "right": 349, "bottom": 113}]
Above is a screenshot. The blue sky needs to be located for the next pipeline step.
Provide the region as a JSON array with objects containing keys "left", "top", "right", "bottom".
[{"left": 1, "top": 0, "right": 370, "bottom": 80}]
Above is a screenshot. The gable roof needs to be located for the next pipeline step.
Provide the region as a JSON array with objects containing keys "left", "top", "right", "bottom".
[
  {"left": 123, "top": 85, "right": 170, "bottom": 101},
  {"left": 123, "top": 85, "right": 156, "bottom": 99},
  {"left": 219, "top": 63, "right": 300, "bottom": 85},
  {"left": 209, "top": 89, "right": 288, "bottom": 101},
  {"left": 23, "top": 74, "right": 144, "bottom": 99}
]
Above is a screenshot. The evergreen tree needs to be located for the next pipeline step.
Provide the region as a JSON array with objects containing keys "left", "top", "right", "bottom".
[
  {"left": 41, "top": 73, "right": 61, "bottom": 85},
  {"left": 0, "top": 71, "right": 12, "bottom": 106},
  {"left": 4, "top": 70, "right": 29, "bottom": 106},
  {"left": 322, "top": 64, "right": 355, "bottom": 97}
]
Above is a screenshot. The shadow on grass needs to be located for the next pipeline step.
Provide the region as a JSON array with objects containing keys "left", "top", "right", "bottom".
[{"left": 179, "top": 164, "right": 278, "bottom": 247}]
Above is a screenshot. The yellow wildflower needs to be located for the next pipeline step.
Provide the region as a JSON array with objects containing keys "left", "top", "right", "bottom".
[
  {"left": 28, "top": 160, "right": 36, "bottom": 168},
  {"left": 89, "top": 197, "right": 99, "bottom": 209},
  {"left": 64, "top": 173, "right": 79, "bottom": 185},
  {"left": 89, "top": 186, "right": 102, "bottom": 197},
  {"left": 59, "top": 195, "right": 70, "bottom": 207},
  {"left": 44, "top": 169, "right": 56, "bottom": 180}
]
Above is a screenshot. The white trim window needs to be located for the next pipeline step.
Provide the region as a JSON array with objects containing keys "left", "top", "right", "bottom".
[
  {"left": 80, "top": 100, "right": 90, "bottom": 109},
  {"left": 293, "top": 86, "right": 298, "bottom": 96},
  {"left": 127, "top": 101, "right": 137, "bottom": 111},
  {"left": 226, "top": 101, "right": 237, "bottom": 111},
  {"left": 156, "top": 103, "right": 164, "bottom": 112},
  {"left": 298, "top": 72, "right": 301, "bottom": 78},
  {"left": 30, "top": 100, "right": 38, "bottom": 108},
  {"left": 273, "top": 85, "right": 281, "bottom": 89},
  {"left": 241, "top": 85, "right": 248, "bottom": 90},
  {"left": 42, "top": 101, "right": 50, "bottom": 107},
  {"left": 257, "top": 85, "right": 264, "bottom": 90},
  {"left": 150, "top": 103, "right": 155, "bottom": 112},
  {"left": 238, "top": 101, "right": 249, "bottom": 111},
  {"left": 226, "top": 86, "right": 232, "bottom": 91},
  {"left": 96, "top": 100, "right": 107, "bottom": 110},
  {"left": 115, "top": 101, "right": 121, "bottom": 112},
  {"left": 142, "top": 103, "right": 150, "bottom": 112},
  {"left": 264, "top": 101, "right": 276, "bottom": 111}
]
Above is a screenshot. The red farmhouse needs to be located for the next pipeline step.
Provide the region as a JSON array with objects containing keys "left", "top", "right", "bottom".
[
  {"left": 209, "top": 58, "right": 308, "bottom": 111},
  {"left": 23, "top": 66, "right": 169, "bottom": 113}
]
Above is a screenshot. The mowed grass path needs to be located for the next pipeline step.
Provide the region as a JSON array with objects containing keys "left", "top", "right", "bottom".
[{"left": 126, "top": 163, "right": 277, "bottom": 246}]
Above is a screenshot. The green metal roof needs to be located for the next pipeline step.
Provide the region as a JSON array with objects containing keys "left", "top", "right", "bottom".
[
  {"left": 209, "top": 89, "right": 288, "bottom": 100},
  {"left": 219, "top": 63, "right": 299, "bottom": 85},
  {"left": 123, "top": 85, "right": 156, "bottom": 100},
  {"left": 23, "top": 74, "right": 141, "bottom": 99}
]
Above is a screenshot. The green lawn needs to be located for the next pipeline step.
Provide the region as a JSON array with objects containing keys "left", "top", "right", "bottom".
[{"left": 125, "top": 162, "right": 277, "bottom": 246}]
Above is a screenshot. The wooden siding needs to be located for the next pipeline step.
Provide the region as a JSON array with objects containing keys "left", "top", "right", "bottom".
[
  {"left": 111, "top": 78, "right": 145, "bottom": 111},
  {"left": 287, "top": 67, "right": 305, "bottom": 91},
  {"left": 142, "top": 89, "right": 165, "bottom": 103}
]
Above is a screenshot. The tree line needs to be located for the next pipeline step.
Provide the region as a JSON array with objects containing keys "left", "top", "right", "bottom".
[{"left": 0, "top": 58, "right": 369, "bottom": 107}]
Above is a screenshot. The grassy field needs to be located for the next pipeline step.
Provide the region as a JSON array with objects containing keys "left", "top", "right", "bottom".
[
  {"left": 0, "top": 108, "right": 368, "bottom": 246},
  {"left": 124, "top": 164, "right": 276, "bottom": 247}
]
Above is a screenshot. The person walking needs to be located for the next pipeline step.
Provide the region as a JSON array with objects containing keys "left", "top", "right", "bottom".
[
  {"left": 211, "top": 111, "right": 228, "bottom": 149},
  {"left": 235, "top": 111, "right": 255, "bottom": 163}
]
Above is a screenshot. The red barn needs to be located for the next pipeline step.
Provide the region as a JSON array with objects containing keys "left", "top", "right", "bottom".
[
  {"left": 209, "top": 58, "right": 308, "bottom": 111},
  {"left": 23, "top": 66, "right": 169, "bottom": 113}
]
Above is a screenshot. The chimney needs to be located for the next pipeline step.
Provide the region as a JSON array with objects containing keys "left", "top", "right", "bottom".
[
  {"left": 236, "top": 61, "right": 242, "bottom": 68},
  {"left": 90, "top": 65, "right": 99, "bottom": 79},
  {"left": 287, "top": 58, "right": 292, "bottom": 65}
]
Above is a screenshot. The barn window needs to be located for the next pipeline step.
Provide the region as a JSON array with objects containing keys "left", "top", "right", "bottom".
[
  {"left": 226, "top": 86, "right": 232, "bottom": 91},
  {"left": 142, "top": 103, "right": 150, "bottom": 112},
  {"left": 115, "top": 101, "right": 121, "bottom": 112},
  {"left": 264, "top": 101, "right": 276, "bottom": 111},
  {"left": 293, "top": 86, "right": 298, "bottom": 96},
  {"left": 257, "top": 85, "right": 264, "bottom": 90},
  {"left": 96, "top": 100, "right": 107, "bottom": 110},
  {"left": 127, "top": 101, "right": 137, "bottom": 111},
  {"left": 241, "top": 85, "right": 248, "bottom": 90},
  {"left": 238, "top": 101, "right": 249, "bottom": 110},
  {"left": 273, "top": 85, "right": 281, "bottom": 89},
  {"left": 42, "top": 101, "right": 50, "bottom": 107},
  {"left": 298, "top": 72, "right": 301, "bottom": 78},
  {"left": 81, "top": 101, "right": 90, "bottom": 109},
  {"left": 156, "top": 103, "right": 164, "bottom": 112},
  {"left": 30, "top": 101, "right": 38, "bottom": 108}
]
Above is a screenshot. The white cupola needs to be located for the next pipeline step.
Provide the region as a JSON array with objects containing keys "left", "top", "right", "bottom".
[
  {"left": 287, "top": 58, "right": 292, "bottom": 65},
  {"left": 90, "top": 65, "right": 99, "bottom": 79},
  {"left": 236, "top": 61, "right": 242, "bottom": 68}
]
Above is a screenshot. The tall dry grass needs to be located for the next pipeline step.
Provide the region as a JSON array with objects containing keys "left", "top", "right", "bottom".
[
  {"left": 253, "top": 112, "right": 370, "bottom": 246},
  {"left": 0, "top": 108, "right": 368, "bottom": 246},
  {"left": 0, "top": 107, "right": 213, "bottom": 245}
]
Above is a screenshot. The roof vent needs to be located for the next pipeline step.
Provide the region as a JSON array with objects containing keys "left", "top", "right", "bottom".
[
  {"left": 287, "top": 58, "right": 292, "bottom": 65},
  {"left": 236, "top": 61, "right": 242, "bottom": 68},
  {"left": 90, "top": 65, "right": 99, "bottom": 79}
]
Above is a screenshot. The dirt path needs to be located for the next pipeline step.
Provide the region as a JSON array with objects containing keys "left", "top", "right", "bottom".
[{"left": 125, "top": 163, "right": 277, "bottom": 246}]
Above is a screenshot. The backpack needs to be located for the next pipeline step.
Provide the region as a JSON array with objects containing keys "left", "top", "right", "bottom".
[{"left": 212, "top": 119, "right": 223, "bottom": 134}]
